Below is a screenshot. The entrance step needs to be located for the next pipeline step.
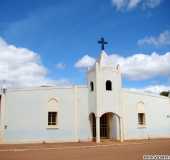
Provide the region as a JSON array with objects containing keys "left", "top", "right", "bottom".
[{"left": 101, "top": 139, "right": 118, "bottom": 143}]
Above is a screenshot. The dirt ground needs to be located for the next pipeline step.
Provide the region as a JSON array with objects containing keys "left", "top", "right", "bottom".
[{"left": 0, "top": 139, "right": 170, "bottom": 160}]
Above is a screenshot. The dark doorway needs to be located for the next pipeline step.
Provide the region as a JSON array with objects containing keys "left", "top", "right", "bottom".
[
  {"left": 100, "top": 113, "right": 110, "bottom": 138},
  {"left": 89, "top": 113, "right": 96, "bottom": 139}
]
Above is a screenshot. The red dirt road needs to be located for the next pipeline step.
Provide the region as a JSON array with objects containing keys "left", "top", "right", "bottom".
[{"left": 0, "top": 139, "right": 170, "bottom": 160}]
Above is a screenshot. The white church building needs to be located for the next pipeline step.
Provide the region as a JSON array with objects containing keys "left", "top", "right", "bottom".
[{"left": 0, "top": 47, "right": 170, "bottom": 144}]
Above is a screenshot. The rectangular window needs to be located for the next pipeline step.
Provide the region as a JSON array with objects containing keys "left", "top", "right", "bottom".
[
  {"left": 138, "top": 113, "right": 145, "bottom": 125},
  {"left": 48, "top": 112, "right": 57, "bottom": 126}
]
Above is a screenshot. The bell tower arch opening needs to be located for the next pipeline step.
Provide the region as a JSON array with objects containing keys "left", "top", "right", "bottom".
[
  {"left": 89, "top": 112, "right": 122, "bottom": 141},
  {"left": 100, "top": 112, "right": 121, "bottom": 140}
]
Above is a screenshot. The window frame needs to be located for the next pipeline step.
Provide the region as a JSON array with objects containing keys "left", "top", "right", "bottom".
[
  {"left": 138, "top": 113, "right": 146, "bottom": 127},
  {"left": 47, "top": 98, "right": 59, "bottom": 129},
  {"left": 48, "top": 112, "right": 57, "bottom": 126}
]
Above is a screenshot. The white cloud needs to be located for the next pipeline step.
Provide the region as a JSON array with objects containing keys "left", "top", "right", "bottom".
[
  {"left": 129, "top": 85, "right": 170, "bottom": 94},
  {"left": 46, "top": 78, "right": 71, "bottom": 86},
  {"left": 74, "top": 55, "right": 96, "bottom": 69},
  {"left": 138, "top": 30, "right": 170, "bottom": 47},
  {"left": 143, "top": 0, "right": 161, "bottom": 8},
  {"left": 112, "top": 0, "right": 162, "bottom": 11},
  {"left": 75, "top": 52, "right": 170, "bottom": 80},
  {"left": 143, "top": 85, "right": 170, "bottom": 93},
  {"left": 112, "top": 0, "right": 128, "bottom": 10},
  {"left": 0, "top": 37, "right": 70, "bottom": 88},
  {"left": 128, "top": 0, "right": 141, "bottom": 9},
  {"left": 55, "top": 62, "right": 66, "bottom": 69},
  {"left": 120, "top": 52, "right": 170, "bottom": 80}
]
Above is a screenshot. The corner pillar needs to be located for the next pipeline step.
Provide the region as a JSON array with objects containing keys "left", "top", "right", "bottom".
[
  {"left": 96, "top": 116, "right": 100, "bottom": 143},
  {"left": 0, "top": 92, "right": 6, "bottom": 143},
  {"left": 119, "top": 117, "right": 124, "bottom": 142}
]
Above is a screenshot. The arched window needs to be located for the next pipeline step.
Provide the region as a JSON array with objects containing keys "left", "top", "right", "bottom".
[
  {"left": 48, "top": 98, "right": 58, "bottom": 128},
  {"left": 90, "top": 81, "right": 94, "bottom": 91},
  {"left": 106, "top": 80, "right": 112, "bottom": 91}
]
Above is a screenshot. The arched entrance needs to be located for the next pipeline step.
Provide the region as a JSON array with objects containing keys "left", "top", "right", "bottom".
[
  {"left": 100, "top": 112, "right": 121, "bottom": 139},
  {"left": 89, "top": 112, "right": 122, "bottom": 142},
  {"left": 100, "top": 112, "right": 112, "bottom": 139}
]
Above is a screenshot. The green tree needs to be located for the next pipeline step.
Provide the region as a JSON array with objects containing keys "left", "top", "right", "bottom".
[{"left": 160, "top": 91, "right": 170, "bottom": 97}]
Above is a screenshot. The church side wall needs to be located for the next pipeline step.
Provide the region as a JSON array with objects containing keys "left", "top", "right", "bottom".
[
  {"left": 77, "top": 87, "right": 91, "bottom": 141},
  {"left": 2, "top": 86, "right": 89, "bottom": 144},
  {"left": 122, "top": 90, "right": 170, "bottom": 140}
]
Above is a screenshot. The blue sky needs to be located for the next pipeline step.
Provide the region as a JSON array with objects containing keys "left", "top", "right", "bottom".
[{"left": 0, "top": 0, "right": 170, "bottom": 92}]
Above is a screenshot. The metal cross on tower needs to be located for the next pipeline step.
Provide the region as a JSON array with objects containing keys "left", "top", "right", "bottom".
[{"left": 98, "top": 37, "right": 108, "bottom": 50}]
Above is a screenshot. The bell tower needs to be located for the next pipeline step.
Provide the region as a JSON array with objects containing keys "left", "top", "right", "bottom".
[
  {"left": 88, "top": 51, "right": 122, "bottom": 116},
  {"left": 87, "top": 38, "right": 123, "bottom": 143}
]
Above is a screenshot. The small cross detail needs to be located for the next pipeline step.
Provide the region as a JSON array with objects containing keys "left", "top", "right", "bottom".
[{"left": 98, "top": 37, "right": 108, "bottom": 50}]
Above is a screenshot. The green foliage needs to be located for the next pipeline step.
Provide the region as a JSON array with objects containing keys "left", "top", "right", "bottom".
[{"left": 160, "top": 91, "right": 170, "bottom": 97}]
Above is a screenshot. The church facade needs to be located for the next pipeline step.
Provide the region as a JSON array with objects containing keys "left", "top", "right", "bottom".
[{"left": 0, "top": 51, "right": 170, "bottom": 144}]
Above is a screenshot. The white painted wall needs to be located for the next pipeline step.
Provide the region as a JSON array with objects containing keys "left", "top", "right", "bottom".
[
  {"left": 122, "top": 89, "right": 170, "bottom": 140},
  {"left": 77, "top": 87, "right": 91, "bottom": 141},
  {"left": 87, "top": 68, "right": 97, "bottom": 115},
  {"left": 1, "top": 86, "right": 90, "bottom": 143},
  {"left": 98, "top": 67, "right": 122, "bottom": 116},
  {"left": 111, "top": 115, "right": 119, "bottom": 140}
]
